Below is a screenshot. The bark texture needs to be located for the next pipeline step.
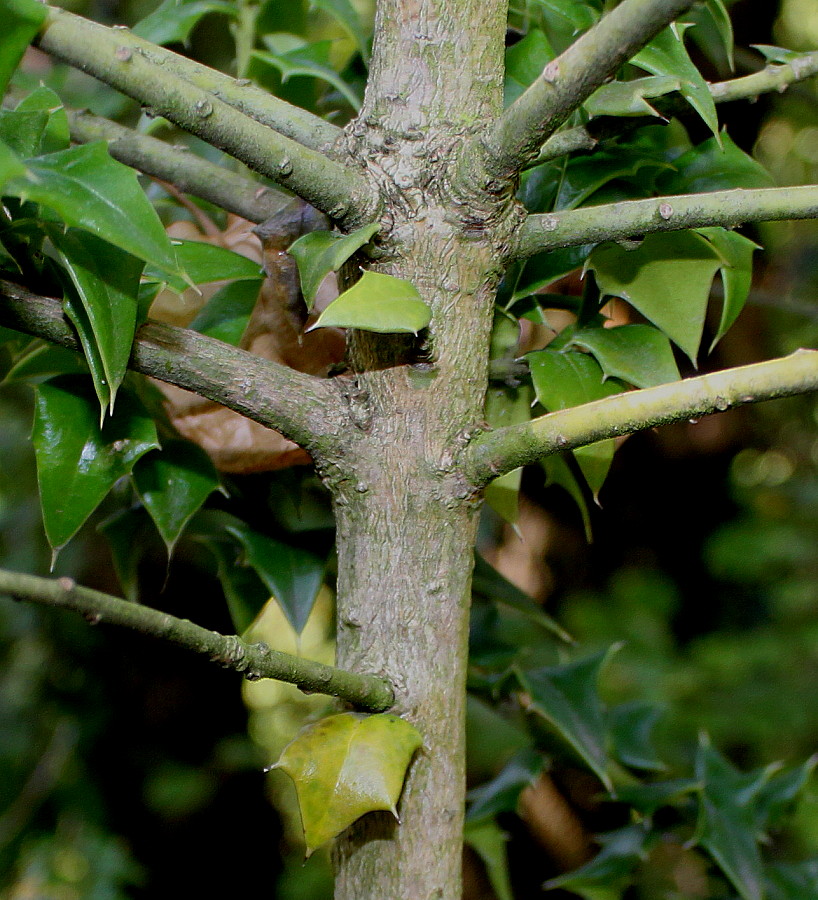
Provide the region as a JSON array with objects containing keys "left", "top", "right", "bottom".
[{"left": 321, "top": 1, "right": 514, "bottom": 896}]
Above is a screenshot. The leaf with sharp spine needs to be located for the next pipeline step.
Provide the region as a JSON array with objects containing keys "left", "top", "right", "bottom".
[{"left": 273, "top": 712, "right": 422, "bottom": 855}]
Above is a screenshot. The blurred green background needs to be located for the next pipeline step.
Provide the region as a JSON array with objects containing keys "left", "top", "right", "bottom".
[{"left": 2, "top": 0, "right": 818, "bottom": 897}]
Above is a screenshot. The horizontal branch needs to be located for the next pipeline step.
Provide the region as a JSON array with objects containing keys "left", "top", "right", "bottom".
[
  {"left": 480, "top": 0, "right": 696, "bottom": 178},
  {"left": 35, "top": 6, "right": 373, "bottom": 221},
  {"left": 0, "top": 280, "right": 345, "bottom": 452},
  {"left": 0, "top": 568, "right": 394, "bottom": 711},
  {"left": 67, "top": 108, "right": 289, "bottom": 224},
  {"left": 516, "top": 185, "right": 818, "bottom": 258},
  {"left": 464, "top": 350, "right": 818, "bottom": 487}
]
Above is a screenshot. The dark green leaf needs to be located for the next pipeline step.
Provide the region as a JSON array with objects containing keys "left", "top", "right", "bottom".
[
  {"left": 615, "top": 777, "right": 700, "bottom": 815},
  {"left": 753, "top": 755, "right": 818, "bottom": 835},
  {"left": 201, "top": 537, "right": 271, "bottom": 634},
  {"left": 189, "top": 278, "right": 263, "bottom": 345},
  {"left": 98, "top": 505, "right": 156, "bottom": 602},
  {"left": 273, "top": 712, "right": 422, "bottom": 855},
  {"left": 463, "top": 819, "right": 513, "bottom": 900},
  {"left": 585, "top": 75, "right": 680, "bottom": 119},
  {"left": 132, "top": 439, "right": 221, "bottom": 557},
  {"left": 472, "top": 553, "right": 573, "bottom": 642},
  {"left": 542, "top": 453, "right": 593, "bottom": 541},
  {"left": 288, "top": 222, "right": 379, "bottom": 307},
  {"left": 466, "top": 748, "right": 545, "bottom": 821},
  {"left": 695, "top": 738, "right": 766, "bottom": 900},
  {"left": 632, "top": 25, "right": 719, "bottom": 138},
  {"left": 569, "top": 324, "right": 680, "bottom": 388},
  {"left": 15, "top": 86, "right": 70, "bottom": 154},
  {"left": 32, "top": 376, "right": 159, "bottom": 554},
  {"left": 659, "top": 132, "right": 775, "bottom": 195},
  {"left": 310, "top": 270, "right": 431, "bottom": 334},
  {"left": 516, "top": 245, "right": 594, "bottom": 297},
  {"left": 49, "top": 228, "right": 144, "bottom": 417},
  {"left": 587, "top": 231, "right": 723, "bottom": 363},
  {"left": 545, "top": 824, "right": 650, "bottom": 898},
  {"left": 517, "top": 646, "right": 621, "bottom": 789},
  {"left": 608, "top": 701, "right": 666, "bottom": 772},
  {"left": 133, "top": 0, "right": 237, "bottom": 46},
  {"left": 224, "top": 521, "right": 324, "bottom": 634},
  {"left": 697, "top": 227, "right": 760, "bottom": 349},
  {"left": 555, "top": 150, "right": 672, "bottom": 212},
  {"left": 505, "top": 29, "right": 553, "bottom": 106},
  {"left": 0, "top": 0, "right": 47, "bottom": 98},
  {"left": 4, "top": 143, "right": 182, "bottom": 278}
]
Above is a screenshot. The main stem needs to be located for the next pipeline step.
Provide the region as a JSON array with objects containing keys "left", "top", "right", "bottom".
[{"left": 324, "top": 1, "right": 511, "bottom": 896}]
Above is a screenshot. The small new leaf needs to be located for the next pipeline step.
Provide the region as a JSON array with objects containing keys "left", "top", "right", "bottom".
[
  {"left": 273, "top": 712, "right": 422, "bottom": 856},
  {"left": 288, "top": 222, "right": 379, "bottom": 307},
  {"left": 310, "top": 270, "right": 431, "bottom": 334}
]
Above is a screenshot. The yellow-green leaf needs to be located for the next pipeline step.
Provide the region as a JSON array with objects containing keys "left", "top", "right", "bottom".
[{"left": 273, "top": 711, "right": 422, "bottom": 856}]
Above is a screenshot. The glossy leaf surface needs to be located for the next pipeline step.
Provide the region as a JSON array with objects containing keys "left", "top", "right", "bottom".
[
  {"left": 659, "top": 132, "right": 774, "bottom": 195},
  {"left": 225, "top": 521, "right": 324, "bottom": 634},
  {"left": 189, "top": 279, "right": 263, "bottom": 345},
  {"left": 288, "top": 221, "right": 379, "bottom": 306},
  {"left": 50, "top": 228, "right": 143, "bottom": 417},
  {"left": 132, "top": 439, "right": 221, "bottom": 556},
  {"left": 32, "top": 376, "right": 159, "bottom": 553},
  {"left": 585, "top": 75, "right": 680, "bottom": 118},
  {"left": 273, "top": 712, "right": 422, "bottom": 855},
  {"left": 15, "top": 86, "right": 71, "bottom": 155},
  {"left": 587, "top": 231, "right": 723, "bottom": 363},
  {"left": 144, "top": 239, "right": 263, "bottom": 293},
  {"left": 466, "top": 748, "right": 544, "bottom": 821},
  {"left": 310, "top": 270, "right": 431, "bottom": 334},
  {"left": 4, "top": 143, "right": 182, "bottom": 278}
]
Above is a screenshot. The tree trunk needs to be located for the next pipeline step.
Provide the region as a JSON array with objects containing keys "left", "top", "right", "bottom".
[{"left": 322, "top": 2, "right": 515, "bottom": 895}]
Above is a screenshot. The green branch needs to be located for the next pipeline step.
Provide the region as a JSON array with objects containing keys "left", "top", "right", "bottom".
[
  {"left": 67, "top": 108, "right": 289, "bottom": 224},
  {"left": 464, "top": 350, "right": 818, "bottom": 487},
  {"left": 479, "top": 0, "right": 696, "bottom": 179},
  {"left": 0, "top": 280, "right": 345, "bottom": 452},
  {"left": 0, "top": 568, "right": 394, "bottom": 711},
  {"left": 35, "top": 6, "right": 373, "bottom": 221},
  {"left": 516, "top": 186, "right": 818, "bottom": 258},
  {"left": 121, "top": 27, "right": 341, "bottom": 153},
  {"left": 534, "top": 50, "right": 818, "bottom": 166}
]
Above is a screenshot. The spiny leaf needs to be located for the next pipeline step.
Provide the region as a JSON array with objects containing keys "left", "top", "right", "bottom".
[
  {"left": 273, "top": 712, "right": 422, "bottom": 855},
  {"left": 505, "top": 28, "right": 553, "bottom": 106},
  {"left": 517, "top": 646, "right": 621, "bottom": 790},
  {"left": 545, "top": 824, "right": 651, "bottom": 899},
  {"left": 4, "top": 143, "right": 182, "bottom": 279},
  {"left": 288, "top": 221, "right": 379, "bottom": 307},
  {"left": 585, "top": 75, "right": 681, "bottom": 118},
  {"left": 310, "top": 270, "right": 431, "bottom": 334},
  {"left": 587, "top": 231, "right": 723, "bottom": 364},
  {"left": 608, "top": 701, "right": 667, "bottom": 772},
  {"left": 467, "top": 748, "right": 545, "bottom": 822},
  {"left": 659, "top": 132, "right": 774, "bottom": 195},
  {"left": 49, "top": 228, "right": 143, "bottom": 418},
  {"left": 200, "top": 537, "right": 270, "bottom": 635},
  {"left": 697, "top": 227, "right": 760, "bottom": 350},
  {"left": 189, "top": 279, "right": 263, "bottom": 346},
  {"left": 569, "top": 324, "right": 680, "bottom": 389},
  {"left": 14, "top": 86, "right": 70, "bottom": 155},
  {"left": 132, "top": 439, "right": 221, "bottom": 558},
  {"left": 32, "top": 376, "right": 159, "bottom": 555},
  {"left": 632, "top": 25, "right": 719, "bottom": 139},
  {"left": 143, "top": 238, "right": 263, "bottom": 294},
  {"left": 224, "top": 521, "right": 324, "bottom": 634},
  {"left": 310, "top": 0, "right": 370, "bottom": 64}
]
